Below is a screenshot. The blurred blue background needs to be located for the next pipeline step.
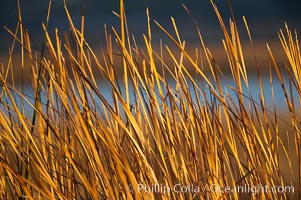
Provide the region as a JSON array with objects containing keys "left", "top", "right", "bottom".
[
  {"left": 0, "top": 0, "right": 300, "bottom": 54},
  {"left": 0, "top": 0, "right": 300, "bottom": 108}
]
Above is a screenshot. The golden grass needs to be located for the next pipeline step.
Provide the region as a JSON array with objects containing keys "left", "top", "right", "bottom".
[{"left": 0, "top": 0, "right": 300, "bottom": 199}]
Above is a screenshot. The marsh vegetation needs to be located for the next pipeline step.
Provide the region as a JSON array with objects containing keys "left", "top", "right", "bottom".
[{"left": 0, "top": 0, "right": 300, "bottom": 199}]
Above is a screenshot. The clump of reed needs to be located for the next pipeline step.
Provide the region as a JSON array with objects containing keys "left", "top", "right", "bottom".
[{"left": 0, "top": 0, "right": 300, "bottom": 199}]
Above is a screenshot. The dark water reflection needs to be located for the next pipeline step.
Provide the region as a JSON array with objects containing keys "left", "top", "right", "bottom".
[{"left": 0, "top": 0, "right": 301, "bottom": 53}]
